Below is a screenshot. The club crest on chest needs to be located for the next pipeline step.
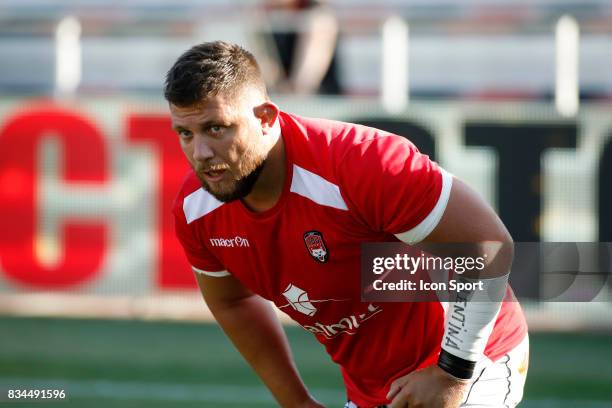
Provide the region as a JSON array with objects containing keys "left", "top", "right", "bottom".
[{"left": 303, "top": 230, "right": 329, "bottom": 263}]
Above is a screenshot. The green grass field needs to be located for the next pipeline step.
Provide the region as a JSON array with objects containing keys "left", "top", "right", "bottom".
[{"left": 1, "top": 317, "right": 611, "bottom": 407}]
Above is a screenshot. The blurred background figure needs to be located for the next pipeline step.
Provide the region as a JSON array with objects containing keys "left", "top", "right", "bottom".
[{"left": 260, "top": 0, "right": 341, "bottom": 95}]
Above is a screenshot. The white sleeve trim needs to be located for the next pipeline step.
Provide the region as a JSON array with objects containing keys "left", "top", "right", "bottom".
[
  {"left": 192, "top": 266, "right": 231, "bottom": 277},
  {"left": 394, "top": 169, "right": 453, "bottom": 245}
]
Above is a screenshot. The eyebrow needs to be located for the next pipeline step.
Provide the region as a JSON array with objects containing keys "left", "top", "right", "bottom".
[{"left": 172, "top": 120, "right": 226, "bottom": 132}]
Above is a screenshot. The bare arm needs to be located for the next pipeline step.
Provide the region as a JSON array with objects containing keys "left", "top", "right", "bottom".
[
  {"left": 195, "top": 272, "right": 324, "bottom": 408},
  {"left": 389, "top": 177, "right": 514, "bottom": 408},
  {"left": 423, "top": 176, "right": 514, "bottom": 276}
]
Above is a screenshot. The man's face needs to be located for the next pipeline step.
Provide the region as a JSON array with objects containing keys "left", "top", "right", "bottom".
[{"left": 170, "top": 90, "right": 269, "bottom": 202}]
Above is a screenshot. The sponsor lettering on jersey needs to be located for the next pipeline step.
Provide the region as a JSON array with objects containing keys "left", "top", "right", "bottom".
[
  {"left": 303, "top": 230, "right": 329, "bottom": 263},
  {"left": 279, "top": 283, "right": 352, "bottom": 318},
  {"left": 279, "top": 283, "right": 383, "bottom": 338},
  {"left": 303, "top": 304, "right": 383, "bottom": 339},
  {"left": 282, "top": 283, "right": 318, "bottom": 316},
  {"left": 209, "top": 236, "right": 250, "bottom": 248}
]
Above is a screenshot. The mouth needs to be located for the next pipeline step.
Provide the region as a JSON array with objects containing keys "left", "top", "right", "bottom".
[{"left": 200, "top": 167, "right": 229, "bottom": 183}]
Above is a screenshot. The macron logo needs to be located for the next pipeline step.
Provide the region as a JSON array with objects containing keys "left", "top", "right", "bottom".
[{"left": 209, "top": 236, "right": 250, "bottom": 248}]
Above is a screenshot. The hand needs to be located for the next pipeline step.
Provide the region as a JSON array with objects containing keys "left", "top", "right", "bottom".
[{"left": 386, "top": 364, "right": 470, "bottom": 408}]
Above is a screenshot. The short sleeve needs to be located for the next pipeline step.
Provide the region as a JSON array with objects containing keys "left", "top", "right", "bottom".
[
  {"left": 337, "top": 134, "right": 452, "bottom": 243},
  {"left": 173, "top": 203, "right": 228, "bottom": 277}
]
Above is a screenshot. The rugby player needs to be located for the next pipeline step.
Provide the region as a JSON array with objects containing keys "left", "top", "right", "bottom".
[{"left": 165, "top": 41, "right": 528, "bottom": 408}]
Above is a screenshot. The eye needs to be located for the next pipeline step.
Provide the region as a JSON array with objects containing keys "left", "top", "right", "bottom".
[
  {"left": 177, "top": 129, "right": 192, "bottom": 140},
  {"left": 208, "top": 125, "right": 225, "bottom": 136}
]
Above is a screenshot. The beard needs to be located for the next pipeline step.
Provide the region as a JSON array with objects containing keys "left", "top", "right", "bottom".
[
  {"left": 195, "top": 137, "right": 268, "bottom": 203},
  {"left": 199, "top": 160, "right": 266, "bottom": 203}
]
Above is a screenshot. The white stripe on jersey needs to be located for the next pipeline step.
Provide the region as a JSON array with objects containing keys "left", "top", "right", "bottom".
[
  {"left": 290, "top": 165, "right": 348, "bottom": 211},
  {"left": 192, "top": 266, "right": 231, "bottom": 277},
  {"left": 394, "top": 169, "right": 453, "bottom": 244},
  {"left": 183, "top": 188, "right": 224, "bottom": 224}
]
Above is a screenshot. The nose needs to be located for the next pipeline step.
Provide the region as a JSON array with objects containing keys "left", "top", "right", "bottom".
[{"left": 192, "top": 135, "right": 215, "bottom": 163}]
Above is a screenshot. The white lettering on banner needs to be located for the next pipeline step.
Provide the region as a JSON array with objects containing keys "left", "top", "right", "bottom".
[{"left": 209, "top": 236, "right": 250, "bottom": 248}]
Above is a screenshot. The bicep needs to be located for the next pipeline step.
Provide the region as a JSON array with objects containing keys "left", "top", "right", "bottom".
[
  {"left": 424, "top": 176, "right": 511, "bottom": 244},
  {"left": 195, "top": 271, "right": 255, "bottom": 309},
  {"left": 419, "top": 177, "right": 514, "bottom": 278}
]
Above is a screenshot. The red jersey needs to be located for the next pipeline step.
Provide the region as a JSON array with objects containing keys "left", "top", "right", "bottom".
[{"left": 173, "top": 112, "right": 528, "bottom": 407}]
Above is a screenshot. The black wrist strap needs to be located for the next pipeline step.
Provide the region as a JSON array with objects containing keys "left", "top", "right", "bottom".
[{"left": 437, "top": 349, "right": 476, "bottom": 380}]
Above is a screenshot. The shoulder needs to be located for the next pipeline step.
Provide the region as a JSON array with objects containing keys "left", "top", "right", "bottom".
[
  {"left": 281, "top": 111, "right": 391, "bottom": 147},
  {"left": 280, "top": 112, "right": 406, "bottom": 176},
  {"left": 172, "top": 170, "right": 224, "bottom": 225}
]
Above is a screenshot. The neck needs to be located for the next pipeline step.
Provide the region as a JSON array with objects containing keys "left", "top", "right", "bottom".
[{"left": 242, "top": 122, "right": 286, "bottom": 212}]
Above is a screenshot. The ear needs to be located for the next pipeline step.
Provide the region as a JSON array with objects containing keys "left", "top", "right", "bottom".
[{"left": 253, "top": 101, "right": 280, "bottom": 134}]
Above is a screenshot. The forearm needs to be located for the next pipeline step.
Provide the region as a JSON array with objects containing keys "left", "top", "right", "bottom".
[
  {"left": 437, "top": 241, "right": 513, "bottom": 379},
  {"left": 416, "top": 177, "right": 515, "bottom": 379},
  {"left": 207, "top": 294, "right": 316, "bottom": 407}
]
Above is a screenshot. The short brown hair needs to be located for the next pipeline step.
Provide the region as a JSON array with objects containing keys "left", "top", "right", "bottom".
[{"left": 164, "top": 41, "right": 267, "bottom": 106}]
